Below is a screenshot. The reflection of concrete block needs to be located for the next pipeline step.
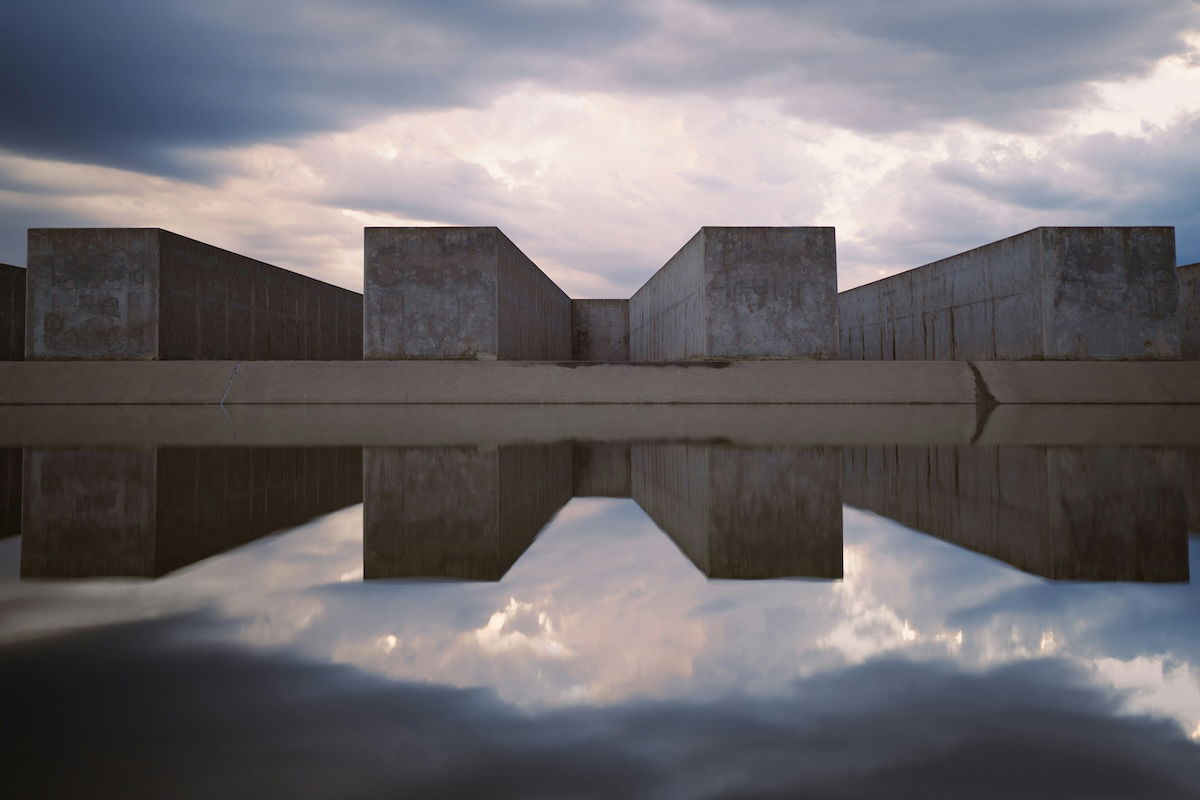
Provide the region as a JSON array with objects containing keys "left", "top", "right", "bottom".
[
  {"left": 20, "top": 446, "right": 363, "bottom": 578},
  {"left": 631, "top": 443, "right": 843, "bottom": 579},
  {"left": 630, "top": 227, "right": 839, "bottom": 361},
  {"left": 842, "top": 444, "right": 1188, "bottom": 581},
  {"left": 0, "top": 264, "right": 24, "bottom": 361},
  {"left": 1179, "top": 263, "right": 1200, "bottom": 360},
  {"left": 1, "top": 449, "right": 22, "bottom": 539},
  {"left": 572, "top": 299, "right": 629, "bottom": 361},
  {"left": 365, "top": 227, "right": 571, "bottom": 360},
  {"left": 840, "top": 227, "right": 1179, "bottom": 360},
  {"left": 364, "top": 445, "right": 573, "bottom": 580},
  {"left": 26, "top": 229, "right": 362, "bottom": 360},
  {"left": 573, "top": 443, "right": 631, "bottom": 497}
]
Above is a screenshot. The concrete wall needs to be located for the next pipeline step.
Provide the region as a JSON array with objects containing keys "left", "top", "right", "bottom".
[
  {"left": 573, "top": 442, "right": 631, "bottom": 497},
  {"left": 365, "top": 227, "right": 570, "bottom": 360},
  {"left": 20, "top": 445, "right": 362, "bottom": 578},
  {"left": 572, "top": 299, "right": 629, "bottom": 361},
  {"left": 363, "top": 444, "right": 573, "bottom": 579},
  {"left": 630, "top": 227, "right": 839, "bottom": 361},
  {"left": 25, "top": 228, "right": 361, "bottom": 360},
  {"left": 631, "top": 443, "right": 842, "bottom": 578},
  {"left": 840, "top": 227, "right": 1179, "bottom": 361},
  {"left": 1179, "top": 263, "right": 1200, "bottom": 360},
  {"left": 842, "top": 444, "right": 1188, "bottom": 581},
  {"left": 1, "top": 448, "right": 19, "bottom": 539},
  {"left": 1, "top": 264, "right": 25, "bottom": 361}
]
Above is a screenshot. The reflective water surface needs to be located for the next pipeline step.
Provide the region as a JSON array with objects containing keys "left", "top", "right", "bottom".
[{"left": 1, "top": 406, "right": 1199, "bottom": 798}]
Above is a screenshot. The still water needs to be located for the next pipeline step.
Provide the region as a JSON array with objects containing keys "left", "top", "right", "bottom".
[{"left": 1, "top": 405, "right": 1198, "bottom": 798}]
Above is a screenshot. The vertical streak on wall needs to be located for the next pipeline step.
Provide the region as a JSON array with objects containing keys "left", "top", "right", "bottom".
[{"left": 0, "top": 264, "right": 25, "bottom": 361}]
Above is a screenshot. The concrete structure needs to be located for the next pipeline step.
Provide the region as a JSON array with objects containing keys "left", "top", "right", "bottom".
[
  {"left": 840, "top": 227, "right": 1179, "bottom": 360},
  {"left": 20, "top": 446, "right": 362, "bottom": 578},
  {"left": 1179, "top": 263, "right": 1200, "bottom": 360},
  {"left": 1, "top": 264, "right": 24, "bottom": 361},
  {"left": 364, "top": 444, "right": 573, "bottom": 580},
  {"left": 843, "top": 444, "right": 1187, "bottom": 581},
  {"left": 630, "top": 227, "right": 839, "bottom": 361},
  {"left": 631, "top": 443, "right": 843, "bottom": 578},
  {"left": 1, "top": 448, "right": 18, "bottom": 539},
  {"left": 572, "top": 299, "right": 628, "bottom": 361},
  {"left": 365, "top": 227, "right": 570, "bottom": 360},
  {"left": 26, "top": 228, "right": 361, "bottom": 360},
  {"left": 573, "top": 443, "right": 631, "bottom": 497}
]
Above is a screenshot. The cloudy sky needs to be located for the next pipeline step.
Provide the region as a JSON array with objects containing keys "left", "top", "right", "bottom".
[{"left": 1, "top": 0, "right": 1197, "bottom": 296}]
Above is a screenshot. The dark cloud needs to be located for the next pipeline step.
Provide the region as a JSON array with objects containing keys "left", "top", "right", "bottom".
[{"left": 1, "top": 613, "right": 1198, "bottom": 799}]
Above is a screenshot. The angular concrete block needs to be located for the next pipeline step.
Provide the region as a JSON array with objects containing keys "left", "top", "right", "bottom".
[
  {"left": 365, "top": 227, "right": 571, "bottom": 360},
  {"left": 631, "top": 443, "right": 843, "bottom": 579},
  {"left": 839, "top": 227, "right": 1180, "bottom": 361},
  {"left": 629, "top": 227, "right": 839, "bottom": 361},
  {"left": 1178, "top": 263, "right": 1200, "bottom": 360},
  {"left": 26, "top": 228, "right": 362, "bottom": 360},
  {"left": 571, "top": 299, "right": 629, "bottom": 361},
  {"left": 0, "top": 264, "right": 25, "bottom": 361}
]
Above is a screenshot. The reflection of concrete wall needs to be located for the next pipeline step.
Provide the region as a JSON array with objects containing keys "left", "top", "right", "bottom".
[
  {"left": 365, "top": 227, "right": 571, "bottom": 360},
  {"left": 631, "top": 443, "right": 842, "bottom": 578},
  {"left": 629, "top": 228, "right": 839, "bottom": 361},
  {"left": 25, "top": 229, "right": 362, "bottom": 360},
  {"left": 0, "top": 264, "right": 24, "bottom": 361},
  {"left": 842, "top": 445, "right": 1188, "bottom": 581},
  {"left": 1, "top": 448, "right": 22, "bottom": 539},
  {"left": 1179, "top": 263, "right": 1200, "bottom": 360},
  {"left": 572, "top": 299, "right": 629, "bottom": 361},
  {"left": 20, "top": 447, "right": 363, "bottom": 578},
  {"left": 364, "top": 444, "right": 573, "bottom": 580},
  {"left": 840, "top": 227, "right": 1179, "bottom": 360},
  {"left": 573, "top": 443, "right": 631, "bottom": 497}
]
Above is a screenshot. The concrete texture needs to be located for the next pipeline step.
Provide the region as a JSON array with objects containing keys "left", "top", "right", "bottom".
[
  {"left": 572, "top": 299, "right": 628, "bottom": 361},
  {"left": 573, "top": 443, "right": 631, "bottom": 496},
  {"left": 1, "top": 448, "right": 18, "bottom": 539},
  {"left": 842, "top": 444, "right": 1188, "bottom": 581},
  {"left": 630, "top": 227, "right": 839, "bottom": 361},
  {"left": 0, "top": 264, "right": 25, "bottom": 361},
  {"left": 363, "top": 444, "right": 573, "bottom": 580},
  {"left": 365, "top": 227, "right": 570, "bottom": 360},
  {"left": 972, "top": 361, "right": 1200, "bottom": 403},
  {"left": 631, "top": 443, "right": 843, "bottom": 579},
  {"left": 20, "top": 446, "right": 362, "bottom": 578},
  {"left": 25, "top": 228, "right": 361, "bottom": 360},
  {"left": 1179, "top": 263, "right": 1200, "bottom": 359},
  {"left": 840, "top": 227, "right": 1179, "bottom": 361}
]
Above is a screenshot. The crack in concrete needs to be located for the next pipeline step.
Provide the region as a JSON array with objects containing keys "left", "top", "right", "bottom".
[{"left": 219, "top": 361, "right": 241, "bottom": 407}]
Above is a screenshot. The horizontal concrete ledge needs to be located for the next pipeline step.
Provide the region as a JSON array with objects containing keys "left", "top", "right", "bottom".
[
  {"left": 2, "top": 404, "right": 1200, "bottom": 446},
  {"left": 1, "top": 360, "right": 1200, "bottom": 405}
]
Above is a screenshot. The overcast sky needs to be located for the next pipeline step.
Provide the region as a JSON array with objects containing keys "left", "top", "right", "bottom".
[{"left": 1, "top": 0, "right": 1197, "bottom": 295}]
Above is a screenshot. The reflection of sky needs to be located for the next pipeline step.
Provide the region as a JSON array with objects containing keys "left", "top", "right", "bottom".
[{"left": 1, "top": 499, "right": 1198, "bottom": 744}]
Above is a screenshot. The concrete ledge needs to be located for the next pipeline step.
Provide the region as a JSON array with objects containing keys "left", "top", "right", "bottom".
[
  {"left": 0, "top": 361, "right": 237, "bottom": 404},
  {"left": 974, "top": 361, "right": 1200, "bottom": 404}
]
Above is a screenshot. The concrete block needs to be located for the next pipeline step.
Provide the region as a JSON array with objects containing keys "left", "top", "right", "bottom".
[
  {"left": 365, "top": 227, "right": 571, "bottom": 360},
  {"left": 1179, "top": 263, "right": 1200, "bottom": 359},
  {"left": 0, "top": 448, "right": 19, "bottom": 539},
  {"left": 630, "top": 227, "right": 839, "bottom": 361},
  {"left": 572, "top": 299, "right": 629, "bottom": 361},
  {"left": 20, "top": 445, "right": 362, "bottom": 578},
  {"left": 631, "top": 443, "right": 842, "bottom": 578},
  {"left": 573, "top": 442, "right": 631, "bottom": 496},
  {"left": 839, "top": 227, "right": 1180, "bottom": 360},
  {"left": 25, "top": 228, "right": 362, "bottom": 360},
  {"left": 363, "top": 444, "right": 573, "bottom": 580},
  {"left": 842, "top": 444, "right": 1188, "bottom": 581},
  {"left": 0, "top": 264, "right": 25, "bottom": 361}
]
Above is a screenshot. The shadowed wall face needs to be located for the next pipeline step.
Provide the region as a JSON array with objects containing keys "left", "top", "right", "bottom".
[
  {"left": 25, "top": 228, "right": 362, "bottom": 360},
  {"left": 572, "top": 299, "right": 629, "bottom": 361},
  {"left": 842, "top": 444, "right": 1188, "bottom": 581},
  {"left": 631, "top": 443, "right": 843, "bottom": 579},
  {"left": 20, "top": 446, "right": 363, "bottom": 578},
  {"left": 365, "top": 227, "right": 570, "bottom": 360},
  {"left": 0, "top": 264, "right": 25, "bottom": 361},
  {"left": 839, "top": 227, "right": 1179, "bottom": 361},
  {"left": 1179, "top": 263, "right": 1200, "bottom": 360},
  {"left": 630, "top": 228, "right": 839, "bottom": 361},
  {"left": 1, "top": 448, "right": 22, "bottom": 539}
]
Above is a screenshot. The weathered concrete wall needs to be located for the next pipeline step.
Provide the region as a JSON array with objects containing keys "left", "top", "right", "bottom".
[
  {"left": 840, "top": 227, "right": 1179, "bottom": 360},
  {"left": 842, "top": 444, "right": 1188, "bottom": 581},
  {"left": 572, "top": 299, "right": 629, "bottom": 361},
  {"left": 363, "top": 444, "right": 572, "bottom": 580},
  {"left": 573, "top": 442, "right": 631, "bottom": 497},
  {"left": 26, "top": 229, "right": 361, "bottom": 360},
  {"left": 631, "top": 443, "right": 842, "bottom": 578},
  {"left": 20, "top": 446, "right": 362, "bottom": 578},
  {"left": 1179, "top": 263, "right": 1200, "bottom": 360},
  {"left": 630, "top": 227, "right": 839, "bottom": 361},
  {"left": 365, "top": 227, "right": 570, "bottom": 360},
  {"left": 0, "top": 264, "right": 25, "bottom": 361},
  {"left": 0, "top": 448, "right": 19, "bottom": 539}
]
